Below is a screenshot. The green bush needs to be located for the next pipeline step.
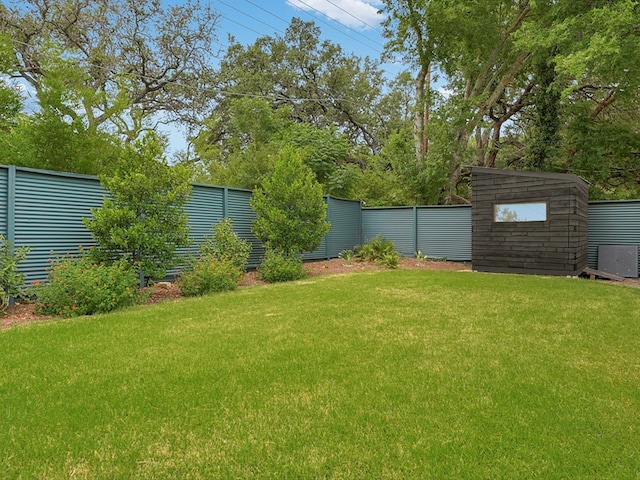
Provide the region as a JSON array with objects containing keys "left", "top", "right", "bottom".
[
  {"left": 250, "top": 147, "right": 330, "bottom": 257},
  {"left": 0, "top": 235, "right": 30, "bottom": 313},
  {"left": 177, "top": 255, "right": 243, "bottom": 297},
  {"left": 83, "top": 133, "right": 193, "bottom": 282},
  {"left": 338, "top": 249, "right": 355, "bottom": 264},
  {"left": 199, "top": 218, "right": 252, "bottom": 271},
  {"left": 355, "top": 234, "right": 400, "bottom": 269},
  {"left": 31, "top": 255, "right": 139, "bottom": 317},
  {"left": 257, "top": 249, "right": 306, "bottom": 283}
]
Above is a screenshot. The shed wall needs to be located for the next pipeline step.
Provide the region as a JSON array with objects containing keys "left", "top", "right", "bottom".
[{"left": 472, "top": 167, "right": 589, "bottom": 275}]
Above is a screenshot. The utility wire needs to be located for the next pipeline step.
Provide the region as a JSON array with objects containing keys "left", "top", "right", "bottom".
[
  {"left": 242, "top": 0, "right": 292, "bottom": 27},
  {"left": 216, "top": 0, "right": 287, "bottom": 37},
  {"left": 322, "top": 0, "right": 384, "bottom": 36},
  {"left": 285, "top": 0, "right": 383, "bottom": 54}
]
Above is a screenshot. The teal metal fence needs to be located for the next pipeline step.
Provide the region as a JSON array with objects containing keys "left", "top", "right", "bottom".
[
  {"left": 0, "top": 165, "right": 363, "bottom": 285},
  {"left": 588, "top": 200, "right": 640, "bottom": 273},
  {"left": 2, "top": 165, "right": 640, "bottom": 284},
  {"left": 362, "top": 205, "right": 472, "bottom": 261}
]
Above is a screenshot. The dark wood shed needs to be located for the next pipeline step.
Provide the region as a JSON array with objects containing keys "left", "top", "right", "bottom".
[{"left": 472, "top": 167, "right": 589, "bottom": 276}]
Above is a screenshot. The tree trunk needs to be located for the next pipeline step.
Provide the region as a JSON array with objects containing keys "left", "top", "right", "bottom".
[{"left": 414, "top": 64, "right": 430, "bottom": 163}]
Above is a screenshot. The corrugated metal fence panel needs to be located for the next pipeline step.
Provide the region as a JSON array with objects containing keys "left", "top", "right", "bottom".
[
  {"left": 417, "top": 205, "right": 472, "bottom": 261},
  {"left": 304, "top": 237, "right": 327, "bottom": 261},
  {"left": 362, "top": 207, "right": 416, "bottom": 256},
  {"left": 304, "top": 196, "right": 330, "bottom": 261},
  {"left": 588, "top": 200, "right": 640, "bottom": 272},
  {"left": 14, "top": 168, "right": 105, "bottom": 284},
  {"left": 164, "top": 184, "right": 226, "bottom": 278},
  {"left": 184, "top": 184, "right": 225, "bottom": 249},
  {"left": 0, "top": 166, "right": 7, "bottom": 237},
  {"left": 325, "top": 196, "right": 362, "bottom": 257},
  {"left": 227, "top": 188, "right": 265, "bottom": 268}
]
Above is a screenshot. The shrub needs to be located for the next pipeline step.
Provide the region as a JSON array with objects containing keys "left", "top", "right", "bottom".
[
  {"left": 0, "top": 235, "right": 30, "bottom": 313},
  {"left": 355, "top": 234, "right": 400, "bottom": 269},
  {"left": 177, "top": 255, "right": 243, "bottom": 297},
  {"left": 338, "top": 249, "right": 355, "bottom": 264},
  {"left": 83, "top": 133, "right": 192, "bottom": 282},
  {"left": 257, "top": 249, "right": 306, "bottom": 283},
  {"left": 31, "top": 255, "right": 139, "bottom": 317},
  {"left": 199, "top": 218, "right": 252, "bottom": 271},
  {"left": 250, "top": 147, "right": 330, "bottom": 257}
]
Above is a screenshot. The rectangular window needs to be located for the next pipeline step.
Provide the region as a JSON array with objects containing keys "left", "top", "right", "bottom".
[{"left": 494, "top": 202, "right": 547, "bottom": 222}]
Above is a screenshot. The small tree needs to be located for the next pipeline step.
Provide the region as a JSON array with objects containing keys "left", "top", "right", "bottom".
[
  {"left": 250, "top": 147, "right": 330, "bottom": 257},
  {"left": 83, "top": 133, "right": 192, "bottom": 281},
  {"left": 0, "top": 235, "right": 30, "bottom": 313}
]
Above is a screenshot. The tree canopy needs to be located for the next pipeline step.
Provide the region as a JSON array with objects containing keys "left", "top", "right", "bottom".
[
  {"left": 1, "top": 1, "right": 638, "bottom": 203},
  {"left": 380, "top": 0, "right": 640, "bottom": 202}
]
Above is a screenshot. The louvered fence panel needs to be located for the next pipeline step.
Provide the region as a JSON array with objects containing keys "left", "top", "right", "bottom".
[
  {"left": 14, "top": 169, "right": 105, "bottom": 284},
  {"left": 417, "top": 205, "right": 471, "bottom": 261},
  {"left": 588, "top": 200, "right": 640, "bottom": 272},
  {"left": 362, "top": 207, "right": 416, "bottom": 256}
]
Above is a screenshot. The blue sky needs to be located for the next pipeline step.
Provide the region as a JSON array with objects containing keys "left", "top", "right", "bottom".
[{"left": 213, "top": 0, "right": 387, "bottom": 63}]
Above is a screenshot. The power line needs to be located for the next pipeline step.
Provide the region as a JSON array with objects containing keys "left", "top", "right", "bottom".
[
  {"left": 243, "top": 0, "right": 292, "bottom": 27},
  {"left": 322, "top": 0, "right": 384, "bottom": 34},
  {"left": 216, "top": 0, "right": 287, "bottom": 37},
  {"left": 285, "top": 0, "right": 384, "bottom": 55}
]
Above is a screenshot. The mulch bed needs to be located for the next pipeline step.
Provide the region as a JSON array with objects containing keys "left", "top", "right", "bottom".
[{"left": 4, "top": 257, "right": 636, "bottom": 329}]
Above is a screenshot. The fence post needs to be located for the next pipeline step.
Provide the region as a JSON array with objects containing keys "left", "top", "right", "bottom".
[
  {"left": 222, "top": 187, "right": 229, "bottom": 219},
  {"left": 7, "top": 165, "right": 16, "bottom": 248},
  {"left": 6, "top": 166, "right": 17, "bottom": 305},
  {"left": 413, "top": 206, "right": 418, "bottom": 256},
  {"left": 325, "top": 196, "right": 331, "bottom": 259}
]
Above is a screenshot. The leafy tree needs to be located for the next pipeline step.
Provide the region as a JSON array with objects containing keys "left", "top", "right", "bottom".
[
  {"left": 0, "top": 111, "right": 122, "bottom": 175},
  {"left": 0, "top": 0, "right": 220, "bottom": 141},
  {"left": 250, "top": 147, "right": 330, "bottom": 257},
  {"left": 526, "top": 53, "right": 562, "bottom": 172},
  {"left": 381, "top": 0, "right": 640, "bottom": 202},
  {"left": 190, "top": 97, "right": 292, "bottom": 188},
  {"left": 380, "top": 0, "right": 436, "bottom": 163},
  {"left": 83, "top": 133, "right": 192, "bottom": 281},
  {"left": 0, "top": 36, "right": 21, "bottom": 131},
  {"left": 192, "top": 97, "right": 358, "bottom": 197},
  {"left": 208, "top": 18, "right": 389, "bottom": 155}
]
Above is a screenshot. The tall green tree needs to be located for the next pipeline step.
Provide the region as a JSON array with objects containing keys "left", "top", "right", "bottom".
[
  {"left": 208, "top": 18, "right": 389, "bottom": 155},
  {"left": 0, "top": 111, "right": 122, "bottom": 174},
  {"left": 381, "top": 0, "right": 640, "bottom": 202},
  {"left": 191, "top": 97, "right": 357, "bottom": 197},
  {"left": 380, "top": 0, "right": 436, "bottom": 163}
]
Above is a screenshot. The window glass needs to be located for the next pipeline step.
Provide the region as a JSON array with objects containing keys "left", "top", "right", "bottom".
[{"left": 494, "top": 202, "right": 547, "bottom": 222}]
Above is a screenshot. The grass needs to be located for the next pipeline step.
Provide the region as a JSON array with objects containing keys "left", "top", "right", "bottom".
[{"left": 1, "top": 270, "right": 639, "bottom": 479}]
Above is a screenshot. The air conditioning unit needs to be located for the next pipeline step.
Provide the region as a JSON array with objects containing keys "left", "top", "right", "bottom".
[{"left": 598, "top": 245, "right": 639, "bottom": 278}]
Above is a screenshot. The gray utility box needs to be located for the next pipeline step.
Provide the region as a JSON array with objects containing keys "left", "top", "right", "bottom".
[{"left": 598, "top": 245, "right": 639, "bottom": 277}]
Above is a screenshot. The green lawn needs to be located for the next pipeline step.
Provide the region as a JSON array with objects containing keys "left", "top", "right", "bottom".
[{"left": 1, "top": 270, "right": 639, "bottom": 479}]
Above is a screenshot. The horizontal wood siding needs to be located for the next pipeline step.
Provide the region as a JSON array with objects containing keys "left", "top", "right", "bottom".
[{"left": 472, "top": 167, "right": 588, "bottom": 275}]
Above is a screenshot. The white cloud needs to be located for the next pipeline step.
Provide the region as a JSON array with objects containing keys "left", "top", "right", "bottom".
[{"left": 286, "top": 0, "right": 382, "bottom": 30}]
